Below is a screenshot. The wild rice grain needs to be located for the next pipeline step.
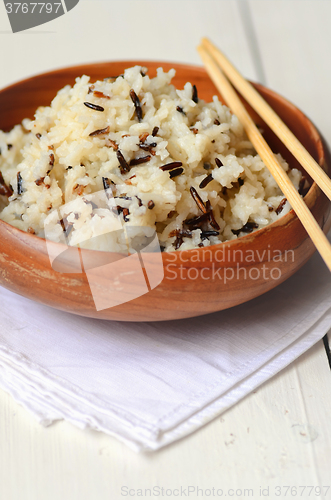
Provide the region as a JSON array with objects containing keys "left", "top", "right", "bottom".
[
  {"left": 199, "top": 174, "right": 213, "bottom": 189},
  {"left": 201, "top": 230, "right": 219, "bottom": 239},
  {"left": 73, "top": 184, "right": 85, "bottom": 196},
  {"left": 192, "top": 84, "right": 198, "bottom": 103},
  {"left": 129, "top": 155, "right": 151, "bottom": 166},
  {"left": 232, "top": 222, "right": 259, "bottom": 236},
  {"left": 129, "top": 89, "right": 143, "bottom": 122},
  {"left": 190, "top": 186, "right": 207, "bottom": 213},
  {"left": 160, "top": 161, "right": 183, "bottom": 172},
  {"left": 93, "top": 90, "right": 110, "bottom": 99},
  {"left": 17, "top": 172, "right": 23, "bottom": 195},
  {"left": 208, "top": 210, "right": 220, "bottom": 231},
  {"left": 204, "top": 200, "right": 220, "bottom": 230},
  {"left": 169, "top": 229, "right": 192, "bottom": 250},
  {"left": 106, "top": 139, "right": 118, "bottom": 150},
  {"left": 58, "top": 217, "right": 74, "bottom": 236},
  {"left": 176, "top": 106, "right": 186, "bottom": 115},
  {"left": 84, "top": 102, "right": 105, "bottom": 112},
  {"left": 122, "top": 208, "right": 130, "bottom": 222},
  {"left": 169, "top": 167, "right": 184, "bottom": 178},
  {"left": 185, "top": 212, "right": 209, "bottom": 228},
  {"left": 116, "top": 150, "right": 130, "bottom": 174},
  {"left": 175, "top": 236, "right": 183, "bottom": 250},
  {"left": 139, "top": 132, "right": 149, "bottom": 143},
  {"left": 275, "top": 197, "right": 287, "bottom": 215},
  {"left": 89, "top": 126, "right": 110, "bottom": 137},
  {"left": 102, "top": 177, "right": 114, "bottom": 194},
  {"left": 139, "top": 142, "right": 157, "bottom": 151}
]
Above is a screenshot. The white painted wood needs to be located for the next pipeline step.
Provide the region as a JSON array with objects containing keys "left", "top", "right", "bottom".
[
  {"left": 247, "top": 0, "right": 331, "bottom": 143},
  {"left": 246, "top": 0, "right": 331, "bottom": 490},
  {"left": 0, "top": 0, "right": 257, "bottom": 88},
  {"left": 0, "top": 0, "right": 330, "bottom": 498},
  {"left": 0, "top": 341, "right": 330, "bottom": 500}
]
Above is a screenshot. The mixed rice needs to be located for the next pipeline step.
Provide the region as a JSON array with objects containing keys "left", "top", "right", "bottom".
[{"left": 0, "top": 65, "right": 304, "bottom": 252}]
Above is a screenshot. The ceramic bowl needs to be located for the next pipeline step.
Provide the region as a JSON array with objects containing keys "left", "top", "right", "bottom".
[{"left": 0, "top": 61, "right": 330, "bottom": 321}]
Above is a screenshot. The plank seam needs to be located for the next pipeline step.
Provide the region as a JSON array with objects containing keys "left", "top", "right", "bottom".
[
  {"left": 294, "top": 366, "right": 324, "bottom": 490},
  {"left": 236, "top": 0, "right": 267, "bottom": 85},
  {"left": 323, "top": 333, "right": 331, "bottom": 370}
]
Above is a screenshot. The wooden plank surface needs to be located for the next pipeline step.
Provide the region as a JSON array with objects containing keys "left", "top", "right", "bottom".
[
  {"left": 0, "top": 341, "right": 330, "bottom": 500},
  {"left": 0, "top": 1, "right": 330, "bottom": 499},
  {"left": 247, "top": 0, "right": 331, "bottom": 141},
  {"left": 0, "top": 0, "right": 257, "bottom": 87},
  {"left": 248, "top": 1, "right": 331, "bottom": 490}
]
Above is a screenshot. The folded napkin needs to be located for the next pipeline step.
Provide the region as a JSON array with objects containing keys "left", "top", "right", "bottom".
[{"left": 0, "top": 234, "right": 330, "bottom": 452}]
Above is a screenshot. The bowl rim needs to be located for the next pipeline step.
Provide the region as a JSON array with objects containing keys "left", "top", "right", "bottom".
[{"left": 0, "top": 60, "right": 328, "bottom": 256}]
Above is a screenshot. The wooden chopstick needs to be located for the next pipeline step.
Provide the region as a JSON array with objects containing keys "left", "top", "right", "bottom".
[
  {"left": 201, "top": 37, "right": 331, "bottom": 202},
  {"left": 197, "top": 44, "right": 331, "bottom": 272}
]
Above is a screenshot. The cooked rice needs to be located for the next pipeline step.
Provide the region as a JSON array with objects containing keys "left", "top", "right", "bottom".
[{"left": 0, "top": 65, "right": 302, "bottom": 252}]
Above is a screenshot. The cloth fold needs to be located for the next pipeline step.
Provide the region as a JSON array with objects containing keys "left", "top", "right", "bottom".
[{"left": 0, "top": 236, "right": 330, "bottom": 452}]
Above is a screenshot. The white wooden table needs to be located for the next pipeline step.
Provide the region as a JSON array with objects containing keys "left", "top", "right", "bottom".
[{"left": 0, "top": 1, "right": 331, "bottom": 498}]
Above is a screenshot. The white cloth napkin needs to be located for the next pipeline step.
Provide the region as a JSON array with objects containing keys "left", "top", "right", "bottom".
[{"left": 0, "top": 234, "right": 330, "bottom": 452}]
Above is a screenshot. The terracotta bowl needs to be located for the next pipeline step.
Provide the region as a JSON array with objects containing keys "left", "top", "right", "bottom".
[{"left": 0, "top": 61, "right": 330, "bottom": 322}]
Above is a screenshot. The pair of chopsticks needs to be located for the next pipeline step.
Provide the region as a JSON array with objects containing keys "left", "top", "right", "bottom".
[{"left": 197, "top": 37, "right": 331, "bottom": 272}]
